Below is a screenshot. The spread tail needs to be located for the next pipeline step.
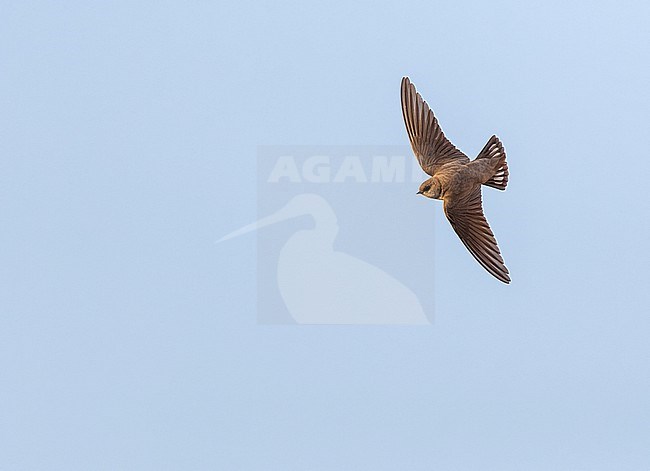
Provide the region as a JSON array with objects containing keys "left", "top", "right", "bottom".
[{"left": 476, "top": 135, "right": 508, "bottom": 190}]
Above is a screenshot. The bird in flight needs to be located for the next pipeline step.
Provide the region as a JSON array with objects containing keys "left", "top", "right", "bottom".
[{"left": 400, "top": 77, "right": 511, "bottom": 283}]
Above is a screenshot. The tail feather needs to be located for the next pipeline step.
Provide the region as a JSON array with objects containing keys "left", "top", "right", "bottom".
[{"left": 476, "top": 135, "right": 508, "bottom": 190}]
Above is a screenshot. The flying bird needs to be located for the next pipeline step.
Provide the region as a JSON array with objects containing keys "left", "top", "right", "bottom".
[{"left": 401, "top": 77, "right": 511, "bottom": 283}]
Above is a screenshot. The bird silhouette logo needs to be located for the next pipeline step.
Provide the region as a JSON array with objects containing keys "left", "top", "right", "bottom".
[{"left": 219, "top": 193, "right": 428, "bottom": 324}]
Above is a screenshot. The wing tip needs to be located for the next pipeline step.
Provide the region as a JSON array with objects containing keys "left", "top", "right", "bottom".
[{"left": 401, "top": 76, "right": 414, "bottom": 93}]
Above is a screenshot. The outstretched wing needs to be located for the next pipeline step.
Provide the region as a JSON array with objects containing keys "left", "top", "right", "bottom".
[
  {"left": 401, "top": 77, "right": 469, "bottom": 176},
  {"left": 443, "top": 187, "right": 510, "bottom": 284}
]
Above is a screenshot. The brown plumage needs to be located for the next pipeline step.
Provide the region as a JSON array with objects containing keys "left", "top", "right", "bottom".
[{"left": 401, "top": 77, "right": 511, "bottom": 284}]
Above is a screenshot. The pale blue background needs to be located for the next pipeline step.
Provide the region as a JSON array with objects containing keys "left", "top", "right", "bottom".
[{"left": 1, "top": 1, "right": 649, "bottom": 469}]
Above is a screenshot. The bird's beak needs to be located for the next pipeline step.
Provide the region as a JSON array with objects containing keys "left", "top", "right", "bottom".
[
  {"left": 216, "top": 198, "right": 307, "bottom": 243},
  {"left": 416, "top": 191, "right": 423, "bottom": 195}
]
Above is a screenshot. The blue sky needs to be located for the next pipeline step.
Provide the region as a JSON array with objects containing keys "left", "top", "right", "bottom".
[{"left": 1, "top": 1, "right": 649, "bottom": 469}]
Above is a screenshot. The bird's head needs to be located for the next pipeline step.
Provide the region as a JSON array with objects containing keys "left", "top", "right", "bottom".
[{"left": 417, "top": 178, "right": 442, "bottom": 199}]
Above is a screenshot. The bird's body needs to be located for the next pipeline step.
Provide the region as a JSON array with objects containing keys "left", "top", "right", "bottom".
[
  {"left": 421, "top": 157, "right": 503, "bottom": 200},
  {"left": 401, "top": 77, "right": 511, "bottom": 283}
]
